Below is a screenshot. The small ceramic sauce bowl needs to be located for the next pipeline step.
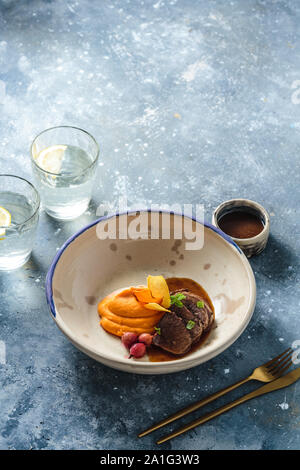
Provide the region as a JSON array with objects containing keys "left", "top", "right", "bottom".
[{"left": 212, "top": 199, "right": 270, "bottom": 258}]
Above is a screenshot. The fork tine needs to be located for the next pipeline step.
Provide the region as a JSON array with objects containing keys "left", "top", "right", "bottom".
[
  {"left": 268, "top": 349, "right": 293, "bottom": 373},
  {"left": 262, "top": 348, "right": 292, "bottom": 368},
  {"left": 271, "top": 358, "right": 293, "bottom": 378}
]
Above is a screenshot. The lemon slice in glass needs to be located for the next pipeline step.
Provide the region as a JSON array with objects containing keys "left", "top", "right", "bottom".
[
  {"left": 35, "top": 144, "right": 67, "bottom": 174},
  {"left": 0, "top": 206, "right": 12, "bottom": 239}
]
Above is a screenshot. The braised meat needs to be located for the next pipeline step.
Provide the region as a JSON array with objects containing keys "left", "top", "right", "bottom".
[
  {"left": 153, "top": 312, "right": 192, "bottom": 355},
  {"left": 153, "top": 289, "right": 214, "bottom": 355}
]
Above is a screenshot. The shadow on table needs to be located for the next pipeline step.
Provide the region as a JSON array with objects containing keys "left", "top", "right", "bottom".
[
  {"left": 24, "top": 252, "right": 44, "bottom": 273},
  {"left": 250, "top": 233, "right": 298, "bottom": 282}
]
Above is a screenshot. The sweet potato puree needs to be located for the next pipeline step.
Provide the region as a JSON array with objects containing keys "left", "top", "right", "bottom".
[{"left": 98, "top": 288, "right": 165, "bottom": 337}]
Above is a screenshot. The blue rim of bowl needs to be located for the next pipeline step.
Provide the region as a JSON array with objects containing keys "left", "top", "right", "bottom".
[{"left": 46, "top": 209, "right": 241, "bottom": 318}]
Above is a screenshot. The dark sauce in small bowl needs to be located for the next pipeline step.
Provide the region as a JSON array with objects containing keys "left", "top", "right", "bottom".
[{"left": 218, "top": 208, "right": 264, "bottom": 239}]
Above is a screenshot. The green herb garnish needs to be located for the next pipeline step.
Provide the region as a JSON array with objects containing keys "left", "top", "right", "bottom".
[
  {"left": 170, "top": 293, "right": 186, "bottom": 308},
  {"left": 154, "top": 327, "right": 161, "bottom": 335},
  {"left": 197, "top": 301, "right": 204, "bottom": 308},
  {"left": 186, "top": 320, "right": 195, "bottom": 330}
]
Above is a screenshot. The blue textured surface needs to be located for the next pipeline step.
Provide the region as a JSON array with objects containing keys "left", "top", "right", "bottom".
[{"left": 0, "top": 0, "right": 300, "bottom": 450}]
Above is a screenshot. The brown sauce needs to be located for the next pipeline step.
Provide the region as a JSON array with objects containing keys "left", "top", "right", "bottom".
[
  {"left": 218, "top": 210, "right": 264, "bottom": 239},
  {"left": 148, "top": 277, "right": 215, "bottom": 362}
]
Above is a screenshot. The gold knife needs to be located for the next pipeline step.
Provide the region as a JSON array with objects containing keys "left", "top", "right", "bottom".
[{"left": 157, "top": 367, "right": 300, "bottom": 445}]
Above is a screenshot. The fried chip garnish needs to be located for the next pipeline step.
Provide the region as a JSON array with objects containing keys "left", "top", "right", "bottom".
[
  {"left": 144, "top": 302, "right": 170, "bottom": 312},
  {"left": 130, "top": 286, "right": 162, "bottom": 304},
  {"left": 147, "top": 275, "right": 171, "bottom": 308}
]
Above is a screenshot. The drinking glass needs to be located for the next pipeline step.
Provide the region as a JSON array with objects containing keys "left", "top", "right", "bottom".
[
  {"left": 0, "top": 175, "right": 40, "bottom": 270},
  {"left": 31, "top": 126, "right": 99, "bottom": 220}
]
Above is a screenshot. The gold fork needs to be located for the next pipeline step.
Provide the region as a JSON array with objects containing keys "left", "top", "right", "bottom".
[{"left": 138, "top": 347, "right": 293, "bottom": 438}]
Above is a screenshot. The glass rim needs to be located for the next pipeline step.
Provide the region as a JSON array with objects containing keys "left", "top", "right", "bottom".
[
  {"left": 30, "top": 125, "right": 100, "bottom": 177},
  {"left": 0, "top": 174, "right": 40, "bottom": 228}
]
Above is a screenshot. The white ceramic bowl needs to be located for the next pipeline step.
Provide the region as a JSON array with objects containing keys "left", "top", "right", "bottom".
[{"left": 46, "top": 211, "right": 256, "bottom": 374}]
